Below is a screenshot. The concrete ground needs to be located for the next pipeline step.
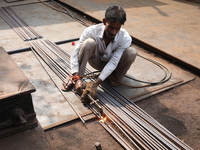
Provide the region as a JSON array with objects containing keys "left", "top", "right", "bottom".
[{"left": 0, "top": 0, "right": 199, "bottom": 150}]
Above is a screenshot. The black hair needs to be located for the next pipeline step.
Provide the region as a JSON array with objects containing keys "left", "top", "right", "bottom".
[{"left": 105, "top": 5, "right": 126, "bottom": 25}]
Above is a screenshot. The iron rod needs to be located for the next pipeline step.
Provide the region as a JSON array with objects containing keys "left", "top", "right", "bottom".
[{"left": 29, "top": 40, "right": 193, "bottom": 150}]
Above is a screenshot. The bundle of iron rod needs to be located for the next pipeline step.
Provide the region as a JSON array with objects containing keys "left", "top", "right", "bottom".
[
  {"left": 0, "top": 6, "right": 42, "bottom": 41},
  {"left": 30, "top": 40, "right": 193, "bottom": 150}
]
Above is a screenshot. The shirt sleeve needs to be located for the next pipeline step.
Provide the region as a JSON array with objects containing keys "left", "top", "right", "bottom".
[
  {"left": 70, "top": 27, "right": 92, "bottom": 74},
  {"left": 98, "top": 31, "right": 132, "bottom": 81}
]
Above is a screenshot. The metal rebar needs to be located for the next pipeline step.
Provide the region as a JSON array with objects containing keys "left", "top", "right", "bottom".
[
  {"left": 30, "top": 42, "right": 86, "bottom": 126},
  {"left": 29, "top": 40, "right": 193, "bottom": 150},
  {"left": 0, "top": 6, "right": 42, "bottom": 41}
]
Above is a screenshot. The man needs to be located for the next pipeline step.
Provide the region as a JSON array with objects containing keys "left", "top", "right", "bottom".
[{"left": 62, "top": 5, "right": 137, "bottom": 103}]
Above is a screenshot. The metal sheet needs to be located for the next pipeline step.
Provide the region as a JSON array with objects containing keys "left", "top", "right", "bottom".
[
  {"left": 0, "top": 46, "right": 35, "bottom": 100},
  {"left": 10, "top": 50, "right": 91, "bottom": 130},
  {"left": 0, "top": 2, "right": 85, "bottom": 51}
]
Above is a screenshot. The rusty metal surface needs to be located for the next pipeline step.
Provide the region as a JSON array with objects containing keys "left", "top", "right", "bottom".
[
  {"left": 0, "top": 1, "right": 85, "bottom": 51},
  {"left": 60, "top": 0, "right": 200, "bottom": 73},
  {"left": 0, "top": 46, "right": 35, "bottom": 100},
  {"left": 0, "top": 0, "right": 195, "bottom": 131},
  {"left": 0, "top": 1, "right": 92, "bottom": 130}
]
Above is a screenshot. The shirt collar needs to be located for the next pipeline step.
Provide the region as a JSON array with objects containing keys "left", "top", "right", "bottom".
[{"left": 99, "top": 25, "right": 104, "bottom": 39}]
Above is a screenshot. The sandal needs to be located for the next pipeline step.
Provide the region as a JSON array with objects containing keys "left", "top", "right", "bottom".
[{"left": 61, "top": 75, "right": 74, "bottom": 91}]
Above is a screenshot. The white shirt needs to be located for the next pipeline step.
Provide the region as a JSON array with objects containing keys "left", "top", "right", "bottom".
[{"left": 70, "top": 23, "right": 132, "bottom": 81}]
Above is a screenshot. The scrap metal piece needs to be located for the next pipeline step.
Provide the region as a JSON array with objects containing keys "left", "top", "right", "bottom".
[{"left": 95, "top": 142, "right": 102, "bottom": 150}]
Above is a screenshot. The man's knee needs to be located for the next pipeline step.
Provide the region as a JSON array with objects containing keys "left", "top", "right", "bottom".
[
  {"left": 83, "top": 38, "right": 96, "bottom": 50},
  {"left": 123, "top": 47, "right": 137, "bottom": 62}
]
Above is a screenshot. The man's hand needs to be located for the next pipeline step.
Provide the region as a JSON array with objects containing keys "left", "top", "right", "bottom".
[{"left": 81, "top": 81, "right": 98, "bottom": 104}]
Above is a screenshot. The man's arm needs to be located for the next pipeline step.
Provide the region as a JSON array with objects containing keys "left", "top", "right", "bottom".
[
  {"left": 94, "top": 78, "right": 102, "bottom": 86},
  {"left": 70, "top": 27, "right": 92, "bottom": 75}
]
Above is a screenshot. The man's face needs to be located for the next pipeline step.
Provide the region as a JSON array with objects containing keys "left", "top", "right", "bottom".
[{"left": 103, "top": 19, "right": 122, "bottom": 39}]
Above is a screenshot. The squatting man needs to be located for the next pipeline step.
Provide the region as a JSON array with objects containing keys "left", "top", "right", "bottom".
[{"left": 62, "top": 5, "right": 137, "bottom": 104}]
